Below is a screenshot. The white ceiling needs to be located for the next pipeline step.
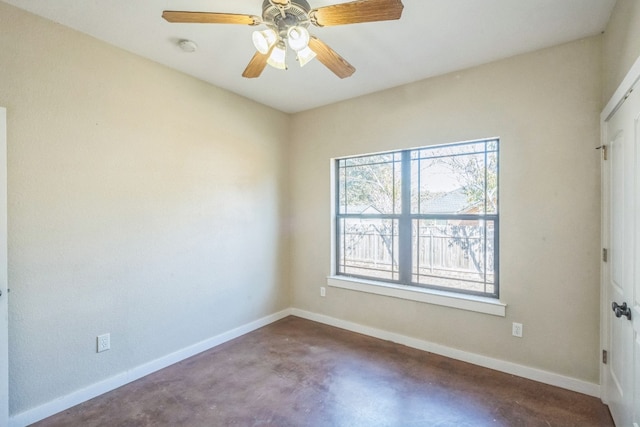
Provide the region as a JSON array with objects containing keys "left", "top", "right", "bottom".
[{"left": 4, "top": 0, "right": 616, "bottom": 113}]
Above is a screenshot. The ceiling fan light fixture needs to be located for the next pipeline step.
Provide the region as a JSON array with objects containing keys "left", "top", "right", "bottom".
[
  {"left": 252, "top": 28, "right": 278, "bottom": 54},
  {"left": 267, "top": 42, "right": 288, "bottom": 70},
  {"left": 287, "top": 26, "right": 310, "bottom": 51},
  {"left": 296, "top": 45, "right": 316, "bottom": 67}
]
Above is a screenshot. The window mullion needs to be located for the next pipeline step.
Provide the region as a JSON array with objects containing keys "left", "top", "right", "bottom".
[{"left": 399, "top": 150, "right": 412, "bottom": 284}]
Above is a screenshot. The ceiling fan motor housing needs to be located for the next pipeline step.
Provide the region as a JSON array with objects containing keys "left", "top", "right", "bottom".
[{"left": 262, "top": 0, "right": 312, "bottom": 36}]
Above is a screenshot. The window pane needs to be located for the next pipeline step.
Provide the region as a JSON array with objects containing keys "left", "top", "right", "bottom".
[
  {"left": 412, "top": 219, "right": 496, "bottom": 295},
  {"left": 338, "top": 153, "right": 401, "bottom": 215},
  {"left": 338, "top": 218, "right": 399, "bottom": 281},
  {"left": 411, "top": 140, "right": 498, "bottom": 215},
  {"left": 486, "top": 149, "right": 498, "bottom": 214}
]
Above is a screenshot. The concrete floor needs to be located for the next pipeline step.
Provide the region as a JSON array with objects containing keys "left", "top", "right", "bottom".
[{"left": 33, "top": 316, "right": 613, "bottom": 426}]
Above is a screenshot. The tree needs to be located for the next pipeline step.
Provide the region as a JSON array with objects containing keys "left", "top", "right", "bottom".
[
  {"left": 434, "top": 149, "right": 497, "bottom": 212},
  {"left": 341, "top": 154, "right": 400, "bottom": 215},
  {"left": 432, "top": 146, "right": 497, "bottom": 279}
]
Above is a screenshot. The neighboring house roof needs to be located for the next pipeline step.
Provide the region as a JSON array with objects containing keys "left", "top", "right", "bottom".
[
  {"left": 421, "top": 188, "right": 474, "bottom": 214},
  {"left": 343, "top": 204, "right": 384, "bottom": 215}
]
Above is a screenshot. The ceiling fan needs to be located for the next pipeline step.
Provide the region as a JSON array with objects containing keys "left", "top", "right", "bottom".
[{"left": 162, "top": 0, "right": 404, "bottom": 79}]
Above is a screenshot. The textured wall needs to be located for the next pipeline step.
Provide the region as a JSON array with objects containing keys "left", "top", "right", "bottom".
[
  {"left": 0, "top": 2, "right": 290, "bottom": 415},
  {"left": 602, "top": 0, "right": 640, "bottom": 103},
  {"left": 289, "top": 37, "right": 603, "bottom": 383}
]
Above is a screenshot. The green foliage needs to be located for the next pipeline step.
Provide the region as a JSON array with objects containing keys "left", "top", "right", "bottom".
[
  {"left": 341, "top": 155, "right": 401, "bottom": 214},
  {"left": 436, "top": 151, "right": 498, "bottom": 213}
]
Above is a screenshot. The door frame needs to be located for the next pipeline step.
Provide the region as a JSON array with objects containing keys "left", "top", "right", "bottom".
[
  {"left": 0, "top": 107, "right": 8, "bottom": 426},
  {"left": 600, "top": 56, "right": 640, "bottom": 404}
]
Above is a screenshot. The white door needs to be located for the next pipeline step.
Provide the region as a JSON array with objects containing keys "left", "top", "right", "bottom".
[
  {"left": 0, "top": 107, "right": 8, "bottom": 426},
  {"left": 604, "top": 82, "right": 640, "bottom": 427}
]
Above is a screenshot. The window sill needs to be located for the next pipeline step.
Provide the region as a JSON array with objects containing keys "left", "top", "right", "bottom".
[{"left": 327, "top": 276, "right": 506, "bottom": 317}]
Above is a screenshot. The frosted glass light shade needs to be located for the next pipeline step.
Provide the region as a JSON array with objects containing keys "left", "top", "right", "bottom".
[
  {"left": 252, "top": 29, "right": 278, "bottom": 54},
  {"left": 296, "top": 46, "right": 316, "bottom": 67},
  {"left": 267, "top": 42, "right": 287, "bottom": 70},
  {"left": 287, "top": 26, "right": 310, "bottom": 52}
]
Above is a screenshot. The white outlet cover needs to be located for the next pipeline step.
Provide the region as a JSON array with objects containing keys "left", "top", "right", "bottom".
[
  {"left": 512, "top": 323, "right": 523, "bottom": 338},
  {"left": 97, "top": 333, "right": 110, "bottom": 352}
]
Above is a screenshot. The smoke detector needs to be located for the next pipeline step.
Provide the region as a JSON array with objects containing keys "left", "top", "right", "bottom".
[{"left": 178, "top": 39, "right": 198, "bottom": 53}]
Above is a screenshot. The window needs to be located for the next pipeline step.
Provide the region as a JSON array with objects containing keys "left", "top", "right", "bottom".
[{"left": 335, "top": 138, "right": 499, "bottom": 298}]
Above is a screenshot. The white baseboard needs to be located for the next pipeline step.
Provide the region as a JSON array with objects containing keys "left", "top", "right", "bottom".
[
  {"left": 9, "top": 309, "right": 292, "bottom": 427},
  {"left": 290, "top": 308, "right": 601, "bottom": 398},
  {"left": 11, "top": 307, "right": 600, "bottom": 426}
]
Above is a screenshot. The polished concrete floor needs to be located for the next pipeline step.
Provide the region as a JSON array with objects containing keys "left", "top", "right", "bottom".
[{"left": 33, "top": 316, "right": 613, "bottom": 427}]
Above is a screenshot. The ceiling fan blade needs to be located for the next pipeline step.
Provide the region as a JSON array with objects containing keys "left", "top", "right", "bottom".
[
  {"left": 308, "top": 36, "right": 356, "bottom": 79},
  {"left": 242, "top": 52, "right": 269, "bottom": 79},
  {"left": 310, "top": 0, "right": 404, "bottom": 27},
  {"left": 162, "top": 11, "right": 258, "bottom": 25},
  {"left": 242, "top": 45, "right": 275, "bottom": 78}
]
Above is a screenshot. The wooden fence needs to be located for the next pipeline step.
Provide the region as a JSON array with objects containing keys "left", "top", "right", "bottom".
[{"left": 342, "top": 224, "right": 494, "bottom": 279}]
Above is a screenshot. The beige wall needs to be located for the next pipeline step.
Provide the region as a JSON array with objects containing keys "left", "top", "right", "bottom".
[
  {"left": 603, "top": 0, "right": 640, "bottom": 103},
  {"left": 0, "top": 2, "right": 290, "bottom": 415},
  {"left": 289, "top": 37, "right": 603, "bottom": 383}
]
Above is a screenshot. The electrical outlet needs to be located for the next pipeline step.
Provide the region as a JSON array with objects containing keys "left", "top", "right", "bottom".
[
  {"left": 97, "top": 333, "right": 110, "bottom": 353},
  {"left": 320, "top": 287, "right": 326, "bottom": 297},
  {"left": 512, "top": 323, "right": 523, "bottom": 338}
]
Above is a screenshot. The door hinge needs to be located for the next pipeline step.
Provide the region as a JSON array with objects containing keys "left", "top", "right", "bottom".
[
  {"left": 596, "top": 145, "right": 608, "bottom": 160},
  {"left": 602, "top": 248, "right": 608, "bottom": 262},
  {"left": 602, "top": 349, "right": 608, "bottom": 364}
]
